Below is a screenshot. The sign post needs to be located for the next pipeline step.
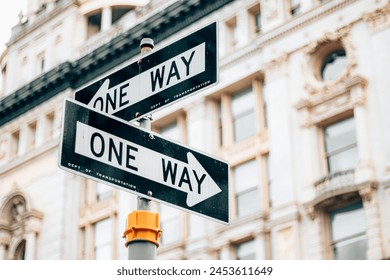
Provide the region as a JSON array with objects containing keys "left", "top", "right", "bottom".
[{"left": 126, "top": 38, "right": 160, "bottom": 260}]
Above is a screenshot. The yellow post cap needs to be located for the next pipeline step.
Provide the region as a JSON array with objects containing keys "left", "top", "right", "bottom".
[{"left": 123, "top": 210, "right": 162, "bottom": 247}]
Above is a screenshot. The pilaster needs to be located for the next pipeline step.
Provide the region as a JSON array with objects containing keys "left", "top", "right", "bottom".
[{"left": 359, "top": 183, "right": 384, "bottom": 259}]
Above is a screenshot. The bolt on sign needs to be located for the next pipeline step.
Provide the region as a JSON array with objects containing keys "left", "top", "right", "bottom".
[{"left": 59, "top": 99, "right": 229, "bottom": 224}]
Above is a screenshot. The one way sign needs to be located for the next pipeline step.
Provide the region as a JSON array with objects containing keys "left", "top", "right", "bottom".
[
  {"left": 75, "top": 22, "right": 217, "bottom": 121},
  {"left": 59, "top": 99, "right": 229, "bottom": 223}
]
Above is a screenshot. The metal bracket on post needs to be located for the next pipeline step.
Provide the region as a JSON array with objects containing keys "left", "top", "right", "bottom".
[{"left": 123, "top": 38, "right": 162, "bottom": 260}]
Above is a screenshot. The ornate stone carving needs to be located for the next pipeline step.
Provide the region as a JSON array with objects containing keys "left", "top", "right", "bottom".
[
  {"left": 305, "top": 205, "right": 317, "bottom": 221},
  {"left": 358, "top": 181, "right": 378, "bottom": 202},
  {"left": 261, "top": 0, "right": 279, "bottom": 20},
  {"left": 10, "top": 197, "right": 26, "bottom": 225},
  {"left": 296, "top": 75, "right": 367, "bottom": 126},
  {"left": 303, "top": 25, "right": 357, "bottom": 96},
  {"left": 264, "top": 53, "right": 289, "bottom": 81},
  {"left": 304, "top": 25, "right": 351, "bottom": 55},
  {"left": 363, "top": 2, "right": 390, "bottom": 32},
  {"left": 295, "top": 25, "right": 367, "bottom": 126}
]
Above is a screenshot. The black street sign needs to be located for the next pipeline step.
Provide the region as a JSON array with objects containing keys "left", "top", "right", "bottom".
[
  {"left": 75, "top": 22, "right": 217, "bottom": 121},
  {"left": 59, "top": 99, "right": 229, "bottom": 224}
]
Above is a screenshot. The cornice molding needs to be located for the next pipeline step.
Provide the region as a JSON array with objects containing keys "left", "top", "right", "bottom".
[{"left": 220, "top": 0, "right": 361, "bottom": 80}]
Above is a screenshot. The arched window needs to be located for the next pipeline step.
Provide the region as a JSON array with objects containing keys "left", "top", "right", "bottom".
[
  {"left": 320, "top": 49, "right": 348, "bottom": 81},
  {"left": 0, "top": 191, "right": 43, "bottom": 260},
  {"left": 14, "top": 240, "right": 26, "bottom": 260}
]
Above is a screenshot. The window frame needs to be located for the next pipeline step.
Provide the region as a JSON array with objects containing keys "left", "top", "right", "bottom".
[
  {"left": 248, "top": 3, "right": 261, "bottom": 36},
  {"left": 235, "top": 239, "right": 256, "bottom": 260},
  {"left": 213, "top": 78, "right": 266, "bottom": 149},
  {"left": 232, "top": 156, "right": 269, "bottom": 219},
  {"left": 79, "top": 215, "right": 117, "bottom": 260},
  {"left": 320, "top": 116, "right": 358, "bottom": 175},
  {"left": 326, "top": 201, "right": 367, "bottom": 260}
]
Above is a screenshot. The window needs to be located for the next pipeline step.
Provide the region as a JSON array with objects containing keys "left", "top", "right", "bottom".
[
  {"left": 290, "top": 0, "right": 302, "bottom": 16},
  {"left": 14, "top": 240, "right": 26, "bottom": 260},
  {"left": 112, "top": 7, "right": 131, "bottom": 25},
  {"left": 249, "top": 4, "right": 261, "bottom": 35},
  {"left": 321, "top": 49, "right": 347, "bottom": 81},
  {"left": 11, "top": 130, "right": 20, "bottom": 158},
  {"left": 188, "top": 215, "right": 205, "bottom": 239},
  {"left": 216, "top": 79, "right": 266, "bottom": 147},
  {"left": 20, "top": 56, "right": 28, "bottom": 86},
  {"left": 95, "top": 182, "right": 112, "bottom": 201},
  {"left": 45, "top": 112, "right": 55, "bottom": 140},
  {"left": 231, "top": 88, "right": 256, "bottom": 142},
  {"left": 159, "top": 121, "right": 180, "bottom": 141},
  {"left": 93, "top": 218, "right": 113, "bottom": 259},
  {"left": 36, "top": 52, "right": 45, "bottom": 74},
  {"left": 234, "top": 159, "right": 261, "bottom": 217},
  {"left": 329, "top": 202, "right": 367, "bottom": 259},
  {"left": 236, "top": 239, "right": 256, "bottom": 260},
  {"left": 27, "top": 121, "right": 37, "bottom": 151},
  {"left": 323, "top": 117, "right": 358, "bottom": 174},
  {"left": 87, "top": 10, "right": 102, "bottom": 39},
  {"left": 226, "top": 17, "right": 238, "bottom": 50},
  {"left": 160, "top": 204, "right": 181, "bottom": 245}
]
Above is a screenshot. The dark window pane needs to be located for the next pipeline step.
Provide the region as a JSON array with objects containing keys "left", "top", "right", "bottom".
[{"left": 321, "top": 49, "right": 347, "bottom": 81}]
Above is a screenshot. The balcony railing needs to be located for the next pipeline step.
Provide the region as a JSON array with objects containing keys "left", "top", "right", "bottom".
[{"left": 314, "top": 169, "right": 356, "bottom": 196}]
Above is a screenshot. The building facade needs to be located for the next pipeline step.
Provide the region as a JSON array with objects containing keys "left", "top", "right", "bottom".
[{"left": 1, "top": 0, "right": 390, "bottom": 260}]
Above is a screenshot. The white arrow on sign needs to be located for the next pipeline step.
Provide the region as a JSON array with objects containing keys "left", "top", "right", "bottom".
[
  {"left": 74, "top": 121, "right": 221, "bottom": 207},
  {"left": 87, "top": 43, "right": 206, "bottom": 115}
]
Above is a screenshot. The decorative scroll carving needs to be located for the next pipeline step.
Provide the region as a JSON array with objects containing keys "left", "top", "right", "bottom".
[
  {"left": 363, "top": 2, "right": 390, "bottom": 32},
  {"left": 10, "top": 197, "right": 26, "bottom": 225},
  {"left": 305, "top": 205, "right": 317, "bottom": 221},
  {"left": 358, "top": 181, "right": 378, "bottom": 202},
  {"left": 304, "top": 25, "right": 351, "bottom": 55},
  {"left": 296, "top": 26, "right": 366, "bottom": 127},
  {"left": 303, "top": 25, "right": 357, "bottom": 95}
]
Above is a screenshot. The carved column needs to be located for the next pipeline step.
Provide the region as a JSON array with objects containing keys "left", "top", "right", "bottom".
[
  {"left": 24, "top": 232, "right": 37, "bottom": 260},
  {"left": 306, "top": 207, "right": 325, "bottom": 259},
  {"left": 0, "top": 226, "right": 11, "bottom": 260},
  {"left": 352, "top": 84, "right": 374, "bottom": 184},
  {"left": 101, "top": 6, "right": 112, "bottom": 32},
  {"left": 359, "top": 183, "right": 384, "bottom": 259},
  {"left": 23, "top": 210, "right": 44, "bottom": 260}
]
